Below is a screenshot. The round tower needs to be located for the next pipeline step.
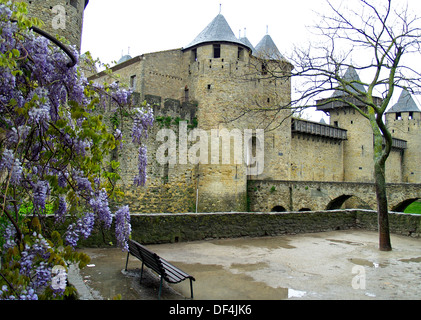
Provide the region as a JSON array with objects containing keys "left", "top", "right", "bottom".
[
  {"left": 20, "top": 0, "right": 88, "bottom": 52},
  {"left": 182, "top": 14, "right": 292, "bottom": 212},
  {"left": 385, "top": 89, "right": 421, "bottom": 183}
]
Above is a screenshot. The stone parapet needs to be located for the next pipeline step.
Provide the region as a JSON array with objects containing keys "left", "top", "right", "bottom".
[{"left": 59, "top": 210, "right": 420, "bottom": 247}]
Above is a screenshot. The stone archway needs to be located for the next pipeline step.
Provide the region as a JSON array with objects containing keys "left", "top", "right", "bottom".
[
  {"left": 326, "top": 195, "right": 353, "bottom": 210},
  {"left": 343, "top": 196, "right": 373, "bottom": 210},
  {"left": 326, "top": 194, "right": 373, "bottom": 210},
  {"left": 271, "top": 205, "right": 287, "bottom": 212},
  {"left": 392, "top": 198, "right": 420, "bottom": 212}
]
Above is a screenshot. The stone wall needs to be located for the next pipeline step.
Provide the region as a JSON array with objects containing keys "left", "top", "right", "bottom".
[
  {"left": 248, "top": 180, "right": 421, "bottom": 213},
  {"left": 290, "top": 131, "right": 345, "bottom": 182},
  {"left": 21, "top": 0, "right": 87, "bottom": 51},
  {"left": 73, "top": 210, "right": 421, "bottom": 247}
]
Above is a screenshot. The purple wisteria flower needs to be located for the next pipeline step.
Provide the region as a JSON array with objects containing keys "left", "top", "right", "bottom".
[
  {"left": 54, "top": 197, "right": 67, "bottom": 224},
  {"left": 33, "top": 180, "right": 48, "bottom": 212},
  {"left": 131, "top": 106, "right": 154, "bottom": 144},
  {"left": 20, "top": 232, "right": 52, "bottom": 281},
  {"left": 131, "top": 106, "right": 153, "bottom": 187},
  {"left": 115, "top": 205, "right": 131, "bottom": 251},
  {"left": 134, "top": 146, "right": 148, "bottom": 187},
  {"left": 2, "top": 222, "right": 16, "bottom": 251},
  {"left": 0, "top": 149, "right": 22, "bottom": 185},
  {"left": 64, "top": 211, "right": 95, "bottom": 248},
  {"left": 89, "top": 189, "right": 112, "bottom": 229}
]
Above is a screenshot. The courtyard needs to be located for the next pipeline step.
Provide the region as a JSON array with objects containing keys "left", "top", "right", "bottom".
[{"left": 69, "top": 230, "right": 421, "bottom": 300}]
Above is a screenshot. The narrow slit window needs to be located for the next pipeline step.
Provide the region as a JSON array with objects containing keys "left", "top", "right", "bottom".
[
  {"left": 238, "top": 47, "right": 244, "bottom": 61},
  {"left": 130, "top": 75, "right": 136, "bottom": 89},
  {"left": 213, "top": 44, "right": 221, "bottom": 58},
  {"left": 191, "top": 48, "right": 197, "bottom": 62},
  {"left": 261, "top": 63, "right": 267, "bottom": 75}
]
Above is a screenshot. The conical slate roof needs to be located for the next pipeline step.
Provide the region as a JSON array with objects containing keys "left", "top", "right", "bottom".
[
  {"left": 386, "top": 89, "right": 421, "bottom": 113},
  {"left": 183, "top": 14, "right": 252, "bottom": 51},
  {"left": 332, "top": 66, "right": 367, "bottom": 97},
  {"left": 255, "top": 34, "right": 283, "bottom": 60},
  {"left": 117, "top": 54, "right": 132, "bottom": 64},
  {"left": 240, "top": 36, "right": 256, "bottom": 55}
]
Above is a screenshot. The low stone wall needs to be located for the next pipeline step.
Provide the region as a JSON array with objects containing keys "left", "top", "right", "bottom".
[{"left": 76, "top": 210, "right": 421, "bottom": 247}]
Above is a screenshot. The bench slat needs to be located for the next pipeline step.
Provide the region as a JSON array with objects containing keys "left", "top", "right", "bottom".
[{"left": 160, "top": 259, "right": 194, "bottom": 283}]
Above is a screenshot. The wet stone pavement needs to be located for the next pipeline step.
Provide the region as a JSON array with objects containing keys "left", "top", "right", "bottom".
[{"left": 68, "top": 230, "right": 421, "bottom": 300}]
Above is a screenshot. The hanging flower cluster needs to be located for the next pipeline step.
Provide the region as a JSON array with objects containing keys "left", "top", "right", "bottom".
[{"left": 0, "top": 1, "right": 153, "bottom": 300}]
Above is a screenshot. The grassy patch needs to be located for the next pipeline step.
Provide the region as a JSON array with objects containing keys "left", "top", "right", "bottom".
[{"left": 404, "top": 201, "right": 421, "bottom": 214}]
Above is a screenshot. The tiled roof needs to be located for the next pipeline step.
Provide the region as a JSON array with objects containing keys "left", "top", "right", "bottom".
[
  {"left": 240, "top": 36, "right": 256, "bottom": 55},
  {"left": 255, "top": 34, "right": 283, "bottom": 60},
  {"left": 332, "top": 66, "right": 367, "bottom": 97},
  {"left": 117, "top": 55, "right": 132, "bottom": 64},
  {"left": 386, "top": 89, "right": 421, "bottom": 113},
  {"left": 183, "top": 14, "right": 253, "bottom": 51}
]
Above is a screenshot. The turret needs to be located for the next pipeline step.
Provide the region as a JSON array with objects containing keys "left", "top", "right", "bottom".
[
  {"left": 316, "top": 67, "right": 378, "bottom": 182},
  {"left": 385, "top": 89, "right": 421, "bottom": 182}
]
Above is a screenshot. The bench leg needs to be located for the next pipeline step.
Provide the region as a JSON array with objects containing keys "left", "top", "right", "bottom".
[
  {"left": 158, "top": 276, "right": 163, "bottom": 300},
  {"left": 125, "top": 252, "right": 130, "bottom": 271},
  {"left": 190, "top": 278, "right": 194, "bottom": 299},
  {"left": 139, "top": 261, "right": 145, "bottom": 283}
]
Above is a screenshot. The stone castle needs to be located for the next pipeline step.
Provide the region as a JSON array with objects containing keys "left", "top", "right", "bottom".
[{"left": 24, "top": 1, "right": 421, "bottom": 213}]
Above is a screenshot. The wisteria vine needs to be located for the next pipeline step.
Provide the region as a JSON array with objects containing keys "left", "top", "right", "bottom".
[{"left": 0, "top": 1, "right": 153, "bottom": 300}]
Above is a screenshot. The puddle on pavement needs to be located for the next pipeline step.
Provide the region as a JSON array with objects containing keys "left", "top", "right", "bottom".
[
  {"left": 169, "top": 262, "right": 290, "bottom": 300},
  {"left": 327, "top": 239, "right": 365, "bottom": 246},
  {"left": 211, "top": 236, "right": 295, "bottom": 249},
  {"left": 348, "top": 258, "right": 388, "bottom": 268},
  {"left": 399, "top": 256, "right": 421, "bottom": 263},
  {"left": 230, "top": 262, "right": 269, "bottom": 272}
]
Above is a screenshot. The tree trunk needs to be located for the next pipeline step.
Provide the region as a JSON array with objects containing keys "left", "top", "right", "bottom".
[{"left": 374, "top": 160, "right": 392, "bottom": 251}]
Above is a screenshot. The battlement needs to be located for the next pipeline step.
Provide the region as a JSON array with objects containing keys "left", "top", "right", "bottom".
[{"left": 144, "top": 94, "right": 197, "bottom": 124}]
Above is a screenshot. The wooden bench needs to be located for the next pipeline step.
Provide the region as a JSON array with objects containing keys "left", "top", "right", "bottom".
[{"left": 125, "top": 239, "right": 195, "bottom": 299}]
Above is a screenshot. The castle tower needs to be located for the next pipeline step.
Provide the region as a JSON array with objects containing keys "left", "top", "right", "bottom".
[
  {"left": 181, "top": 14, "right": 292, "bottom": 212},
  {"left": 20, "top": 0, "right": 88, "bottom": 52},
  {"left": 255, "top": 33, "right": 284, "bottom": 60},
  {"left": 316, "top": 67, "right": 379, "bottom": 182},
  {"left": 182, "top": 14, "right": 254, "bottom": 212},
  {"left": 385, "top": 89, "right": 421, "bottom": 183}
]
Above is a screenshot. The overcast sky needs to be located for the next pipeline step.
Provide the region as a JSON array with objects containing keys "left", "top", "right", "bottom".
[
  {"left": 80, "top": 0, "right": 421, "bottom": 118},
  {"left": 80, "top": 0, "right": 332, "bottom": 65}
]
